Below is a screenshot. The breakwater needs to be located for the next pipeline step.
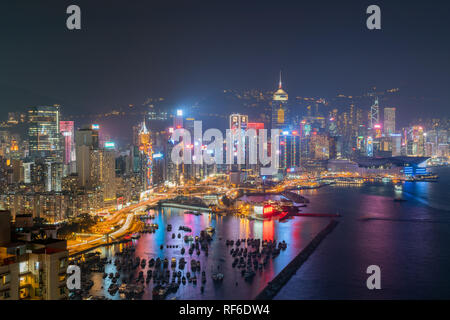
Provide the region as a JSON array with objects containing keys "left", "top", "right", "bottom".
[
  {"left": 159, "top": 202, "right": 212, "bottom": 212},
  {"left": 281, "top": 191, "right": 310, "bottom": 204},
  {"left": 255, "top": 219, "right": 339, "bottom": 300}
]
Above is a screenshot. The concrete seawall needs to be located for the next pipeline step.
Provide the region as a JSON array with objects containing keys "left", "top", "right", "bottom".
[
  {"left": 159, "top": 202, "right": 212, "bottom": 212},
  {"left": 69, "top": 238, "right": 131, "bottom": 257},
  {"left": 255, "top": 219, "right": 339, "bottom": 300},
  {"left": 281, "top": 191, "right": 310, "bottom": 204}
]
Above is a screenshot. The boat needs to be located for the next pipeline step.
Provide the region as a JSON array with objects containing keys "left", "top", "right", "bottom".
[
  {"left": 211, "top": 266, "right": 224, "bottom": 282},
  {"left": 134, "top": 284, "right": 145, "bottom": 295},
  {"left": 211, "top": 272, "right": 224, "bottom": 282},
  {"left": 179, "top": 226, "right": 192, "bottom": 232},
  {"left": 108, "top": 284, "right": 119, "bottom": 295},
  {"left": 118, "top": 283, "right": 127, "bottom": 294},
  {"left": 205, "top": 226, "right": 215, "bottom": 235},
  {"left": 152, "top": 285, "right": 168, "bottom": 300},
  {"left": 413, "top": 173, "right": 439, "bottom": 182}
]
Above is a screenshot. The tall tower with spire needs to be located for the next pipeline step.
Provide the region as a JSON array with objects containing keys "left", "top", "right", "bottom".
[
  {"left": 369, "top": 97, "right": 380, "bottom": 129},
  {"left": 271, "top": 71, "right": 289, "bottom": 130},
  {"left": 138, "top": 119, "right": 153, "bottom": 188}
]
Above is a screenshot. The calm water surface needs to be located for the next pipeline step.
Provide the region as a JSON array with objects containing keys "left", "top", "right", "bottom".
[{"left": 275, "top": 167, "right": 450, "bottom": 299}]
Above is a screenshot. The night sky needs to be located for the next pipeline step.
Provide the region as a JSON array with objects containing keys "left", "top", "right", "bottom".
[{"left": 1, "top": 0, "right": 449, "bottom": 118}]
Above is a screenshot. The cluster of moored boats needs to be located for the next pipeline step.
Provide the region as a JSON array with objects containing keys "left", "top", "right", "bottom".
[
  {"left": 68, "top": 252, "right": 110, "bottom": 299},
  {"left": 141, "top": 223, "right": 159, "bottom": 233},
  {"left": 226, "top": 238, "right": 288, "bottom": 281},
  {"left": 71, "top": 211, "right": 291, "bottom": 300},
  {"left": 88, "top": 221, "right": 219, "bottom": 300}
]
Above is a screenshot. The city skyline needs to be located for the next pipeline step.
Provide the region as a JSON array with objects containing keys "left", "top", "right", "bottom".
[
  {"left": 1, "top": 0, "right": 450, "bottom": 303},
  {"left": 1, "top": 0, "right": 449, "bottom": 121}
]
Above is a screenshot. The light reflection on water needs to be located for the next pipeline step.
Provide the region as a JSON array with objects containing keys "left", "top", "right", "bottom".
[
  {"left": 276, "top": 168, "right": 450, "bottom": 299},
  {"left": 87, "top": 207, "right": 329, "bottom": 300}
]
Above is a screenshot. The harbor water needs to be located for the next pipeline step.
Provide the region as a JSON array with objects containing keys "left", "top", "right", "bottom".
[
  {"left": 275, "top": 167, "right": 450, "bottom": 299},
  {"left": 85, "top": 208, "right": 330, "bottom": 300}
]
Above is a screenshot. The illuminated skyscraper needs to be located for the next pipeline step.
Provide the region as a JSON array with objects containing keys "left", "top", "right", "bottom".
[
  {"left": 229, "top": 114, "right": 248, "bottom": 131},
  {"left": 369, "top": 97, "right": 379, "bottom": 130},
  {"left": 138, "top": 121, "right": 153, "bottom": 188},
  {"left": 309, "top": 133, "right": 330, "bottom": 160},
  {"left": 271, "top": 72, "right": 289, "bottom": 130},
  {"left": 90, "top": 148, "right": 116, "bottom": 201},
  {"left": 229, "top": 114, "right": 248, "bottom": 171},
  {"left": 28, "top": 105, "right": 62, "bottom": 162},
  {"left": 174, "top": 109, "right": 184, "bottom": 129},
  {"left": 407, "top": 126, "right": 426, "bottom": 156},
  {"left": 60, "top": 121, "right": 75, "bottom": 165},
  {"left": 280, "top": 130, "right": 300, "bottom": 171},
  {"left": 384, "top": 107, "right": 396, "bottom": 135}
]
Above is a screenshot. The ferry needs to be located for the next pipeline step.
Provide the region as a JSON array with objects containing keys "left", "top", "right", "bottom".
[{"left": 417, "top": 174, "right": 439, "bottom": 182}]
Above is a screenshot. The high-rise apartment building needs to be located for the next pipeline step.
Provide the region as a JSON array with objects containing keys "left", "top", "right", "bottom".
[
  {"left": 75, "top": 126, "right": 100, "bottom": 187},
  {"left": 90, "top": 148, "right": 116, "bottom": 202}
]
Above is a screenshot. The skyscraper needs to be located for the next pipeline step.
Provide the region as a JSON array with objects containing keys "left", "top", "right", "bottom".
[
  {"left": 138, "top": 121, "right": 153, "bottom": 189},
  {"left": 229, "top": 114, "right": 248, "bottom": 131},
  {"left": 75, "top": 126, "right": 99, "bottom": 187},
  {"left": 60, "top": 121, "right": 75, "bottom": 166},
  {"left": 90, "top": 148, "right": 116, "bottom": 202},
  {"left": 384, "top": 107, "right": 396, "bottom": 135},
  {"left": 280, "top": 131, "right": 300, "bottom": 170},
  {"left": 369, "top": 98, "right": 379, "bottom": 130},
  {"left": 271, "top": 72, "right": 289, "bottom": 130},
  {"left": 174, "top": 109, "right": 184, "bottom": 129},
  {"left": 28, "top": 105, "right": 62, "bottom": 162}
]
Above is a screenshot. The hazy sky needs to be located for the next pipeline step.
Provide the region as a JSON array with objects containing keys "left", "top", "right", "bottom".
[{"left": 1, "top": 0, "right": 449, "bottom": 117}]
